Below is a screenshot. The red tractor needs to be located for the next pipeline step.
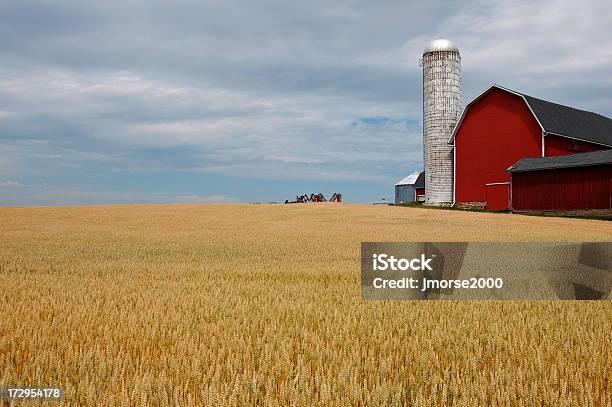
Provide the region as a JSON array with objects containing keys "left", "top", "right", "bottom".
[{"left": 329, "top": 193, "right": 342, "bottom": 203}]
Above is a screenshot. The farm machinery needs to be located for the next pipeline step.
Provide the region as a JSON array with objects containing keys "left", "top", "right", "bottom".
[{"left": 285, "top": 193, "right": 342, "bottom": 204}]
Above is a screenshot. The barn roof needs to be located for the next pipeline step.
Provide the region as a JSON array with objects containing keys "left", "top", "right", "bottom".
[
  {"left": 508, "top": 149, "right": 612, "bottom": 173},
  {"left": 523, "top": 94, "right": 612, "bottom": 147},
  {"left": 449, "top": 85, "right": 612, "bottom": 147},
  {"left": 395, "top": 171, "right": 421, "bottom": 186}
]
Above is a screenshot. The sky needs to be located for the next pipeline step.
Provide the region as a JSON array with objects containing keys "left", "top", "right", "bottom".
[{"left": 1, "top": 0, "right": 611, "bottom": 205}]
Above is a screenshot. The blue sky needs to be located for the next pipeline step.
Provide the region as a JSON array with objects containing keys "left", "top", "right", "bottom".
[{"left": 1, "top": 0, "right": 611, "bottom": 204}]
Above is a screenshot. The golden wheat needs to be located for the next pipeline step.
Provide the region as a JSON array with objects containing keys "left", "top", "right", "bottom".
[{"left": 0, "top": 204, "right": 611, "bottom": 406}]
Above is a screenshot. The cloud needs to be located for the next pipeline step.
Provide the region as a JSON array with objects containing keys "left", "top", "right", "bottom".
[
  {"left": 0, "top": 185, "right": 238, "bottom": 205},
  {"left": 0, "top": 180, "right": 24, "bottom": 188},
  {"left": 0, "top": 68, "right": 418, "bottom": 183}
]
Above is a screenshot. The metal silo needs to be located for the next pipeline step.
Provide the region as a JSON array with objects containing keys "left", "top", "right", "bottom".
[{"left": 421, "top": 39, "right": 461, "bottom": 205}]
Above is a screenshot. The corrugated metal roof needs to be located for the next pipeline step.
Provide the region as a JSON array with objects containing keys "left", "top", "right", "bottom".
[
  {"left": 395, "top": 171, "right": 421, "bottom": 186},
  {"left": 508, "top": 149, "right": 612, "bottom": 173}
]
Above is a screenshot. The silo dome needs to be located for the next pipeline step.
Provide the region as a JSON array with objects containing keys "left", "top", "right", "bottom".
[{"left": 423, "top": 39, "right": 460, "bottom": 55}]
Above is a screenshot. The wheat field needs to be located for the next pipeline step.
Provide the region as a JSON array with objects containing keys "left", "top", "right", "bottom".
[{"left": 1, "top": 203, "right": 611, "bottom": 406}]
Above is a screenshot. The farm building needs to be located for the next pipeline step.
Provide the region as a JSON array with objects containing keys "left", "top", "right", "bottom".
[
  {"left": 394, "top": 171, "right": 425, "bottom": 204},
  {"left": 413, "top": 171, "right": 425, "bottom": 202},
  {"left": 448, "top": 85, "right": 612, "bottom": 210},
  {"left": 404, "top": 40, "right": 612, "bottom": 213},
  {"left": 421, "top": 39, "right": 461, "bottom": 205},
  {"left": 509, "top": 149, "right": 612, "bottom": 212}
]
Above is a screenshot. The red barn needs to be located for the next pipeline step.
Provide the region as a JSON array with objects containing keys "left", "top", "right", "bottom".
[
  {"left": 509, "top": 150, "right": 612, "bottom": 212},
  {"left": 448, "top": 85, "right": 612, "bottom": 210}
]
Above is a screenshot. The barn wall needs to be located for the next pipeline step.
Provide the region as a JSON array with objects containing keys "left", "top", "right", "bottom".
[
  {"left": 512, "top": 165, "right": 612, "bottom": 211},
  {"left": 544, "top": 135, "right": 609, "bottom": 156},
  {"left": 455, "top": 88, "right": 542, "bottom": 203},
  {"left": 395, "top": 185, "right": 415, "bottom": 204}
]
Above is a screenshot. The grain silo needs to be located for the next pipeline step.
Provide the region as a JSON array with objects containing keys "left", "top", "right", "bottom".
[{"left": 421, "top": 39, "right": 461, "bottom": 205}]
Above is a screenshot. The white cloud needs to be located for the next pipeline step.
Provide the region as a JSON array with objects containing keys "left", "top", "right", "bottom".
[
  {"left": 0, "top": 186, "right": 238, "bottom": 205},
  {"left": 0, "top": 180, "right": 24, "bottom": 187},
  {"left": 0, "top": 68, "right": 418, "bottom": 181}
]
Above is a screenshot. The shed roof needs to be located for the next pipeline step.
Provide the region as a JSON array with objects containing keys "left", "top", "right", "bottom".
[
  {"left": 449, "top": 85, "right": 612, "bottom": 147},
  {"left": 508, "top": 149, "right": 612, "bottom": 173},
  {"left": 395, "top": 171, "right": 421, "bottom": 186}
]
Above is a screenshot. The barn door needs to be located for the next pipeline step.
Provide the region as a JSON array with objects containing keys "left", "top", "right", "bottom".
[{"left": 485, "top": 183, "right": 510, "bottom": 210}]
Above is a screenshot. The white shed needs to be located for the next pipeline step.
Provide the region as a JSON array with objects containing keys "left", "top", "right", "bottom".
[{"left": 395, "top": 172, "right": 421, "bottom": 204}]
